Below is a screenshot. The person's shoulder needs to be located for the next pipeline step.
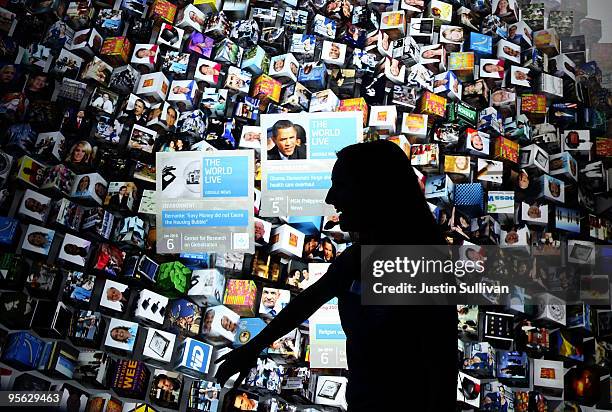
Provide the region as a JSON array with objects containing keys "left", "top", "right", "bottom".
[
  {"left": 297, "top": 145, "right": 307, "bottom": 158},
  {"left": 267, "top": 147, "right": 279, "bottom": 159}
]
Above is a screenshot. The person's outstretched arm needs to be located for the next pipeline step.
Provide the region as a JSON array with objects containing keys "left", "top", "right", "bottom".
[{"left": 214, "top": 246, "right": 356, "bottom": 386}]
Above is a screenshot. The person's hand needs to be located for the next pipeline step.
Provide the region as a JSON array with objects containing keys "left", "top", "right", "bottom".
[{"left": 214, "top": 342, "right": 261, "bottom": 388}]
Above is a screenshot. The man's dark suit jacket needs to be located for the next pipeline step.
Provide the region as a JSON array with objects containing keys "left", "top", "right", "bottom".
[{"left": 267, "top": 145, "right": 306, "bottom": 160}]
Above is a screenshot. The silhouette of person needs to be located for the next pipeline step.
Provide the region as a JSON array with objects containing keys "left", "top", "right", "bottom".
[{"left": 215, "top": 140, "right": 458, "bottom": 411}]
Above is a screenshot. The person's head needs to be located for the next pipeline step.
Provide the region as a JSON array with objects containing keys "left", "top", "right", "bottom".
[
  {"left": 95, "top": 182, "right": 106, "bottom": 198},
  {"left": 133, "top": 99, "right": 145, "bottom": 116},
  {"left": 322, "top": 238, "right": 336, "bottom": 260},
  {"left": 0, "top": 65, "right": 16, "bottom": 83},
  {"left": 155, "top": 374, "right": 178, "bottom": 392},
  {"left": 25, "top": 198, "right": 45, "bottom": 213},
  {"left": 69, "top": 141, "right": 92, "bottom": 163},
  {"left": 302, "top": 269, "right": 309, "bottom": 279},
  {"left": 262, "top": 288, "right": 280, "bottom": 308},
  {"left": 325, "top": 141, "right": 444, "bottom": 242},
  {"left": 442, "top": 28, "right": 463, "bottom": 42},
  {"left": 514, "top": 70, "right": 527, "bottom": 81},
  {"left": 226, "top": 74, "right": 245, "bottom": 89},
  {"left": 271, "top": 120, "right": 298, "bottom": 157},
  {"left": 254, "top": 220, "right": 265, "bottom": 239},
  {"left": 166, "top": 106, "right": 177, "bottom": 127},
  {"left": 518, "top": 170, "right": 529, "bottom": 189},
  {"left": 471, "top": 134, "right": 483, "bottom": 150},
  {"left": 106, "top": 286, "right": 123, "bottom": 302},
  {"left": 243, "top": 131, "right": 260, "bottom": 142},
  {"left": 199, "top": 64, "right": 219, "bottom": 76},
  {"left": 492, "top": 90, "right": 514, "bottom": 105},
  {"left": 484, "top": 63, "right": 503, "bottom": 73},
  {"left": 548, "top": 181, "right": 560, "bottom": 197},
  {"left": 304, "top": 237, "right": 318, "bottom": 254},
  {"left": 505, "top": 230, "right": 519, "bottom": 244},
  {"left": 454, "top": 156, "right": 468, "bottom": 170},
  {"left": 290, "top": 269, "right": 301, "bottom": 280},
  {"left": 234, "top": 393, "right": 257, "bottom": 410},
  {"left": 64, "top": 243, "right": 87, "bottom": 257},
  {"left": 119, "top": 185, "right": 128, "bottom": 195},
  {"left": 528, "top": 205, "right": 541, "bottom": 218},
  {"left": 203, "top": 309, "right": 214, "bottom": 332},
  {"left": 329, "top": 43, "right": 341, "bottom": 59},
  {"left": 29, "top": 74, "right": 47, "bottom": 91},
  {"left": 110, "top": 326, "right": 131, "bottom": 342},
  {"left": 136, "top": 48, "right": 154, "bottom": 58},
  {"left": 503, "top": 46, "right": 519, "bottom": 57},
  {"left": 509, "top": 25, "right": 517, "bottom": 38},
  {"left": 220, "top": 315, "right": 237, "bottom": 332},
  {"left": 189, "top": 10, "right": 204, "bottom": 25},
  {"left": 28, "top": 231, "right": 47, "bottom": 247},
  {"left": 78, "top": 176, "right": 90, "bottom": 191},
  {"left": 172, "top": 85, "right": 190, "bottom": 94},
  {"left": 495, "top": 0, "right": 511, "bottom": 14},
  {"left": 273, "top": 58, "right": 285, "bottom": 72}
]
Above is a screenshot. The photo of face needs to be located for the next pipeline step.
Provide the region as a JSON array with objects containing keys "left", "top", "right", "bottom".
[
  {"left": 503, "top": 45, "right": 520, "bottom": 58},
  {"left": 165, "top": 106, "right": 177, "bottom": 127},
  {"left": 267, "top": 119, "right": 306, "bottom": 160},
  {"left": 548, "top": 181, "right": 561, "bottom": 198},
  {"left": 518, "top": 170, "right": 529, "bottom": 189},
  {"left": 470, "top": 134, "right": 484, "bottom": 151},
  {"left": 53, "top": 119, "right": 80, "bottom": 154},
  {"left": 328, "top": 43, "right": 341, "bottom": 60},
  {"left": 226, "top": 73, "right": 246, "bottom": 90},
  {"left": 23, "top": 225, "right": 54, "bottom": 255},
  {"left": 59, "top": 234, "right": 91, "bottom": 267},
  {"left": 492, "top": 89, "right": 515, "bottom": 106},
  {"left": 105, "top": 318, "right": 138, "bottom": 350},
  {"left": 259, "top": 287, "right": 289, "bottom": 317},
  {"left": 100, "top": 280, "right": 130, "bottom": 312},
  {"left": 273, "top": 58, "right": 285, "bottom": 72},
  {"left": 441, "top": 27, "right": 464, "bottom": 43},
  {"left": 505, "top": 230, "right": 519, "bottom": 244}
]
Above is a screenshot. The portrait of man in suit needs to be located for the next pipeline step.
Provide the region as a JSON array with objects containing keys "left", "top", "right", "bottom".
[
  {"left": 62, "top": 109, "right": 92, "bottom": 137},
  {"left": 109, "top": 185, "right": 129, "bottom": 209},
  {"left": 267, "top": 119, "right": 307, "bottom": 160}
]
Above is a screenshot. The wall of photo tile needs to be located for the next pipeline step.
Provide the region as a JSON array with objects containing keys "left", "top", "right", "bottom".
[{"left": 0, "top": 0, "right": 610, "bottom": 411}]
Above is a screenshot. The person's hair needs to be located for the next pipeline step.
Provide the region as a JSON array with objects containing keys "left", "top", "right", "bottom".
[
  {"left": 67, "top": 141, "right": 93, "bottom": 162},
  {"left": 271, "top": 120, "right": 296, "bottom": 139},
  {"left": 153, "top": 374, "right": 180, "bottom": 391},
  {"left": 335, "top": 140, "right": 446, "bottom": 244},
  {"left": 64, "top": 243, "right": 88, "bottom": 257},
  {"left": 321, "top": 237, "right": 336, "bottom": 255},
  {"left": 78, "top": 176, "right": 90, "bottom": 189},
  {"left": 110, "top": 326, "right": 131, "bottom": 342},
  {"left": 442, "top": 28, "right": 462, "bottom": 41},
  {"left": 494, "top": 0, "right": 514, "bottom": 15},
  {"left": 28, "top": 231, "right": 47, "bottom": 246},
  {"left": 119, "top": 185, "right": 128, "bottom": 191},
  {"left": 483, "top": 63, "right": 497, "bottom": 73}
]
